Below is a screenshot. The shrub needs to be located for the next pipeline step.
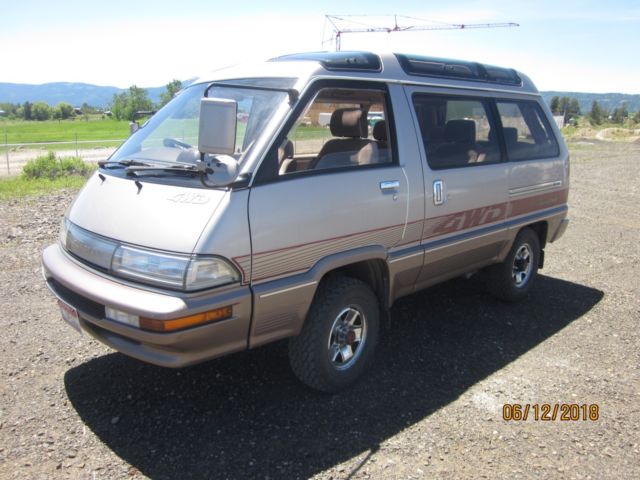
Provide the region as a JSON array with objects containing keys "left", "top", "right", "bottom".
[
  {"left": 22, "top": 151, "right": 95, "bottom": 179},
  {"left": 31, "top": 101, "right": 52, "bottom": 121}
]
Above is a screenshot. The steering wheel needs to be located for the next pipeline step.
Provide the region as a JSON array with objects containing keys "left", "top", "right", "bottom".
[{"left": 163, "top": 138, "right": 192, "bottom": 150}]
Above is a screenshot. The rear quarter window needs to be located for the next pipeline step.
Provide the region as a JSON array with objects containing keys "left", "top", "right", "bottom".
[{"left": 496, "top": 101, "right": 559, "bottom": 161}]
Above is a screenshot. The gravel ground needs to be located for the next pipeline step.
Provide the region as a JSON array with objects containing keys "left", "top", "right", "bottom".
[{"left": 1, "top": 141, "right": 638, "bottom": 479}]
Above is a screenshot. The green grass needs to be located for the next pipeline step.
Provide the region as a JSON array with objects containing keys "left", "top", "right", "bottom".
[
  {"left": 0, "top": 151, "right": 96, "bottom": 200},
  {"left": 291, "top": 125, "right": 331, "bottom": 141},
  {"left": 0, "top": 175, "right": 87, "bottom": 200},
  {"left": 0, "top": 116, "right": 129, "bottom": 144}
]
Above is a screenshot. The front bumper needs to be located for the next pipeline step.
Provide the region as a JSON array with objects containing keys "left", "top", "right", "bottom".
[{"left": 42, "top": 244, "right": 252, "bottom": 367}]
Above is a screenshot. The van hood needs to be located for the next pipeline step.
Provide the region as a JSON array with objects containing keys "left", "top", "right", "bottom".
[{"left": 67, "top": 173, "right": 227, "bottom": 254}]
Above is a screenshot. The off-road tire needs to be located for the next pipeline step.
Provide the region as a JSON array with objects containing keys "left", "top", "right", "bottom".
[
  {"left": 288, "top": 275, "right": 380, "bottom": 393},
  {"left": 485, "top": 228, "right": 541, "bottom": 303}
]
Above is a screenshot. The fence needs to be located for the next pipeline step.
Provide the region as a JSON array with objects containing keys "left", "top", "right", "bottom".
[{"left": 1, "top": 136, "right": 125, "bottom": 177}]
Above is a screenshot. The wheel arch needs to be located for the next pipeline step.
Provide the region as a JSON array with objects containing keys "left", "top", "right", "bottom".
[
  {"left": 499, "top": 221, "right": 548, "bottom": 268},
  {"left": 249, "top": 246, "right": 389, "bottom": 348},
  {"left": 330, "top": 258, "right": 390, "bottom": 311},
  {"left": 527, "top": 221, "right": 548, "bottom": 250},
  {"left": 521, "top": 221, "right": 547, "bottom": 268}
]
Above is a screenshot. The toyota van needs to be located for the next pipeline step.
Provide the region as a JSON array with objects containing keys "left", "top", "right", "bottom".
[{"left": 42, "top": 51, "right": 569, "bottom": 392}]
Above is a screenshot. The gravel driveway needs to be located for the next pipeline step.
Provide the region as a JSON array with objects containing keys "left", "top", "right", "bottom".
[{"left": 1, "top": 141, "right": 638, "bottom": 479}]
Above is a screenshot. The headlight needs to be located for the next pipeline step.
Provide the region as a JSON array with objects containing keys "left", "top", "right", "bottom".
[
  {"left": 112, "top": 245, "right": 190, "bottom": 289},
  {"left": 60, "top": 219, "right": 240, "bottom": 291},
  {"left": 112, "top": 245, "right": 240, "bottom": 291},
  {"left": 64, "top": 220, "right": 117, "bottom": 270},
  {"left": 59, "top": 218, "right": 69, "bottom": 247},
  {"left": 185, "top": 257, "right": 240, "bottom": 291}
]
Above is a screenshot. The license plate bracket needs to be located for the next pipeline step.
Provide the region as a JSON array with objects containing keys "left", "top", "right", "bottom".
[{"left": 58, "top": 299, "right": 82, "bottom": 334}]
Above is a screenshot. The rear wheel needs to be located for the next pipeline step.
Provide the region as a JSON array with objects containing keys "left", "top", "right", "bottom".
[
  {"left": 288, "top": 275, "right": 380, "bottom": 393},
  {"left": 486, "top": 228, "right": 540, "bottom": 302}
]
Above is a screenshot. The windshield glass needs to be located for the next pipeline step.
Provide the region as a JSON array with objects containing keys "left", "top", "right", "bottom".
[{"left": 109, "top": 78, "right": 295, "bottom": 168}]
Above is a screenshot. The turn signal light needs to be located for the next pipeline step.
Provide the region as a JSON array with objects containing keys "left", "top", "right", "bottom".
[{"left": 140, "top": 306, "right": 233, "bottom": 332}]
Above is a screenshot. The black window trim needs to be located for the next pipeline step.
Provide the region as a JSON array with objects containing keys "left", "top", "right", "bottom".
[
  {"left": 253, "top": 79, "right": 399, "bottom": 185},
  {"left": 396, "top": 53, "right": 522, "bottom": 86},
  {"left": 269, "top": 52, "right": 383, "bottom": 73},
  {"left": 495, "top": 98, "right": 561, "bottom": 162},
  {"left": 410, "top": 91, "right": 505, "bottom": 171}
]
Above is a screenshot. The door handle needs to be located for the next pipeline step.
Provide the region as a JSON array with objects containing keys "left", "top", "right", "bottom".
[
  {"left": 433, "top": 180, "right": 445, "bottom": 205},
  {"left": 380, "top": 180, "right": 400, "bottom": 191}
]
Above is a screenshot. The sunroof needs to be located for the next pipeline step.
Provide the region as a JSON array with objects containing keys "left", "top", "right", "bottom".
[
  {"left": 270, "top": 52, "right": 382, "bottom": 72},
  {"left": 395, "top": 54, "right": 522, "bottom": 86}
]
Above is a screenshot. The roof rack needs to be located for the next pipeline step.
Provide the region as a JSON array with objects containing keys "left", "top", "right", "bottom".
[
  {"left": 269, "top": 52, "right": 382, "bottom": 72},
  {"left": 395, "top": 53, "right": 522, "bottom": 86}
]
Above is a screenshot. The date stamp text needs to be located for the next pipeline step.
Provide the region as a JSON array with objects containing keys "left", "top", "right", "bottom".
[{"left": 502, "top": 403, "right": 599, "bottom": 421}]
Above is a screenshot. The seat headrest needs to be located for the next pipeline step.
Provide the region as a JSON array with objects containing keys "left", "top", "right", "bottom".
[
  {"left": 330, "top": 108, "right": 368, "bottom": 138},
  {"left": 373, "top": 120, "right": 387, "bottom": 142},
  {"left": 282, "top": 139, "right": 294, "bottom": 158},
  {"left": 444, "top": 120, "right": 476, "bottom": 143},
  {"left": 488, "top": 127, "right": 517, "bottom": 146},
  {"left": 503, "top": 127, "right": 518, "bottom": 146}
]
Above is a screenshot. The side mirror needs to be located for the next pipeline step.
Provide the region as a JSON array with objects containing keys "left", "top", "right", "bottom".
[
  {"left": 129, "top": 122, "right": 139, "bottom": 135},
  {"left": 198, "top": 98, "right": 237, "bottom": 155}
]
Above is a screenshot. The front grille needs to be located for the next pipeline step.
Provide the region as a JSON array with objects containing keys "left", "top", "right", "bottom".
[{"left": 48, "top": 278, "right": 105, "bottom": 320}]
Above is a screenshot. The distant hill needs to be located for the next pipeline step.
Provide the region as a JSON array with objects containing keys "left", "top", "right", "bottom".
[
  {"left": 1, "top": 81, "right": 639, "bottom": 112},
  {"left": 540, "top": 91, "right": 640, "bottom": 114},
  {"left": 0, "top": 82, "right": 167, "bottom": 108}
]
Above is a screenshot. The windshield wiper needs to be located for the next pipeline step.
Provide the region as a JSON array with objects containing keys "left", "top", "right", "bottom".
[
  {"left": 124, "top": 163, "right": 200, "bottom": 177},
  {"left": 99, "top": 158, "right": 199, "bottom": 176},
  {"left": 98, "top": 159, "right": 153, "bottom": 169}
]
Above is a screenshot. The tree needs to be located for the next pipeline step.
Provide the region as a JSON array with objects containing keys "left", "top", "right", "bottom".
[
  {"left": 110, "top": 91, "right": 128, "bottom": 120},
  {"left": 53, "top": 102, "right": 75, "bottom": 120},
  {"left": 633, "top": 111, "right": 640, "bottom": 124},
  {"left": 159, "top": 79, "right": 183, "bottom": 108},
  {"left": 611, "top": 103, "right": 628, "bottom": 124},
  {"left": 569, "top": 99, "right": 581, "bottom": 118},
  {"left": 589, "top": 101, "right": 605, "bottom": 125},
  {"left": 32, "top": 102, "right": 52, "bottom": 121},
  {"left": 553, "top": 96, "right": 580, "bottom": 123},
  {"left": 0, "top": 102, "right": 20, "bottom": 119},
  {"left": 80, "top": 102, "right": 99, "bottom": 114},
  {"left": 23, "top": 101, "right": 32, "bottom": 120},
  {"left": 110, "top": 85, "right": 153, "bottom": 121}
]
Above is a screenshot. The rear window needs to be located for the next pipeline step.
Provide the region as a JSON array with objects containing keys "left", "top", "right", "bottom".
[{"left": 496, "top": 101, "right": 559, "bottom": 161}]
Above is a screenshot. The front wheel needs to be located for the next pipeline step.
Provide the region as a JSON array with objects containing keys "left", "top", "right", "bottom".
[
  {"left": 288, "top": 276, "right": 380, "bottom": 393},
  {"left": 485, "top": 228, "right": 541, "bottom": 302}
]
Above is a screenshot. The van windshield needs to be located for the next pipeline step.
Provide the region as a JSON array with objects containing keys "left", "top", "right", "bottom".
[{"left": 109, "top": 78, "right": 295, "bottom": 170}]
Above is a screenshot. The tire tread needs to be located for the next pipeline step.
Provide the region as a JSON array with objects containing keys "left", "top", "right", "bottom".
[{"left": 288, "top": 275, "right": 378, "bottom": 393}]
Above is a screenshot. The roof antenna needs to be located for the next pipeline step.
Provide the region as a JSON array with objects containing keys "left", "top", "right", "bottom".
[{"left": 325, "top": 14, "right": 518, "bottom": 51}]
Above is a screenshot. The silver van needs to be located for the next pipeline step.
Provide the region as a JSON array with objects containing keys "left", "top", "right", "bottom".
[{"left": 42, "top": 52, "right": 569, "bottom": 392}]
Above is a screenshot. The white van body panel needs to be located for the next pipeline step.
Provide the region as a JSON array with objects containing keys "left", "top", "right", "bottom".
[{"left": 68, "top": 173, "right": 227, "bottom": 253}]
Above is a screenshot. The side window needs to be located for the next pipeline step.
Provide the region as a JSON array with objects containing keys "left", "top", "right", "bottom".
[
  {"left": 278, "top": 88, "right": 393, "bottom": 175},
  {"left": 412, "top": 94, "right": 501, "bottom": 169},
  {"left": 496, "top": 101, "right": 559, "bottom": 161}
]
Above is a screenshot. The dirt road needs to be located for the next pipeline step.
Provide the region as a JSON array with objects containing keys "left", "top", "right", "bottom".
[{"left": 0, "top": 141, "right": 638, "bottom": 479}]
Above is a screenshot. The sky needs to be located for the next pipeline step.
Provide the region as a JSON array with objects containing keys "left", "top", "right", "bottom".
[{"left": 1, "top": 0, "right": 639, "bottom": 94}]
